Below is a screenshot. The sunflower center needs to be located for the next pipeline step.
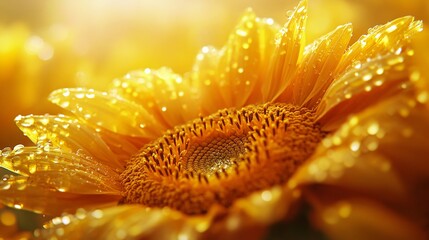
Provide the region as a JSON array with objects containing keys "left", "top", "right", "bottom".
[
  {"left": 185, "top": 133, "right": 248, "bottom": 175},
  {"left": 120, "top": 103, "right": 324, "bottom": 215}
]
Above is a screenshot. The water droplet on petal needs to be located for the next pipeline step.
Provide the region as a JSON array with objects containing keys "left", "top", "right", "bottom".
[
  {"left": 261, "top": 190, "right": 273, "bottom": 202},
  {"left": 367, "top": 122, "right": 379, "bottom": 135},
  {"left": 91, "top": 209, "right": 103, "bottom": 219}
]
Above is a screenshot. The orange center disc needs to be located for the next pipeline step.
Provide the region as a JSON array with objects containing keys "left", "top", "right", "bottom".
[{"left": 120, "top": 103, "right": 324, "bottom": 214}]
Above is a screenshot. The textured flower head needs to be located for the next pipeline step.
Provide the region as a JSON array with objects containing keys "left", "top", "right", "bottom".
[{"left": 1, "top": 0, "right": 428, "bottom": 239}]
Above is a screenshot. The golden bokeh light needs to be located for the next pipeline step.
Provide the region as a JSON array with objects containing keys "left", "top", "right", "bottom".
[{"left": 0, "top": 0, "right": 428, "bottom": 239}]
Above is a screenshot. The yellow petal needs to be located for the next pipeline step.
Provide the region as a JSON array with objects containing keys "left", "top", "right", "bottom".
[
  {"left": 316, "top": 17, "right": 423, "bottom": 130},
  {"left": 316, "top": 50, "right": 414, "bottom": 130},
  {"left": 293, "top": 148, "right": 409, "bottom": 206},
  {"left": 48, "top": 88, "right": 162, "bottom": 139},
  {"left": 276, "top": 23, "right": 353, "bottom": 108},
  {"left": 38, "top": 205, "right": 190, "bottom": 239},
  {"left": 192, "top": 9, "right": 279, "bottom": 114},
  {"left": 97, "top": 130, "right": 141, "bottom": 162},
  {"left": 0, "top": 146, "right": 121, "bottom": 192},
  {"left": 0, "top": 175, "right": 121, "bottom": 215},
  {"left": 293, "top": 95, "right": 429, "bottom": 232},
  {"left": 335, "top": 16, "right": 422, "bottom": 75},
  {"left": 110, "top": 68, "right": 201, "bottom": 129},
  {"left": 189, "top": 46, "right": 224, "bottom": 113},
  {"left": 37, "top": 185, "right": 300, "bottom": 239},
  {"left": 309, "top": 198, "right": 426, "bottom": 240},
  {"left": 15, "top": 114, "right": 124, "bottom": 170},
  {"left": 263, "top": 0, "right": 307, "bottom": 101},
  {"left": 412, "top": 25, "right": 429, "bottom": 107}
]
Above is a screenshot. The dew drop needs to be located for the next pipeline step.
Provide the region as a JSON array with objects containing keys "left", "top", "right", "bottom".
[
  {"left": 43, "top": 142, "right": 53, "bottom": 152},
  {"left": 52, "top": 217, "right": 62, "bottom": 225},
  {"left": 13, "top": 144, "right": 25, "bottom": 154},
  {"left": 61, "top": 216, "right": 71, "bottom": 225},
  {"left": 28, "top": 163, "right": 37, "bottom": 174},
  {"left": 367, "top": 122, "right": 379, "bottom": 135},
  {"left": 91, "top": 209, "right": 103, "bottom": 219},
  {"left": 362, "top": 73, "right": 373, "bottom": 81},
  {"left": 265, "top": 18, "right": 274, "bottom": 25},
  {"left": 375, "top": 67, "right": 384, "bottom": 75},
  {"left": 62, "top": 90, "right": 70, "bottom": 97},
  {"left": 21, "top": 118, "right": 35, "bottom": 127},
  {"left": 60, "top": 101, "right": 70, "bottom": 108},
  {"left": 201, "top": 46, "right": 210, "bottom": 54},
  {"left": 364, "top": 86, "right": 372, "bottom": 92},
  {"left": 344, "top": 93, "right": 352, "bottom": 99},
  {"left": 1, "top": 147, "right": 11, "bottom": 157},
  {"left": 75, "top": 93, "right": 85, "bottom": 99},
  {"left": 0, "top": 181, "right": 11, "bottom": 190},
  {"left": 236, "top": 29, "right": 248, "bottom": 37},
  {"left": 386, "top": 25, "right": 398, "bottom": 33},
  {"left": 86, "top": 92, "right": 95, "bottom": 99},
  {"left": 13, "top": 203, "right": 23, "bottom": 209},
  {"left": 374, "top": 79, "right": 384, "bottom": 86},
  {"left": 417, "top": 91, "right": 428, "bottom": 104},
  {"left": 261, "top": 190, "right": 273, "bottom": 202},
  {"left": 76, "top": 208, "right": 87, "bottom": 220},
  {"left": 296, "top": 5, "right": 305, "bottom": 13},
  {"left": 350, "top": 141, "right": 360, "bottom": 152}
]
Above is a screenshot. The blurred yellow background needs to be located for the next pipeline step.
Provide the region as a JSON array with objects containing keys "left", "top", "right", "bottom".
[
  {"left": 0, "top": 0, "right": 428, "bottom": 147},
  {"left": 0, "top": 0, "right": 428, "bottom": 236}
]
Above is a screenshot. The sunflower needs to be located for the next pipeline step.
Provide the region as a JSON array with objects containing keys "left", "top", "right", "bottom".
[{"left": 1, "top": 0, "right": 428, "bottom": 239}]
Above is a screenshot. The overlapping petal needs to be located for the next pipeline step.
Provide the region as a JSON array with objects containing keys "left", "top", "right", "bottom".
[
  {"left": 293, "top": 95, "right": 429, "bottom": 237},
  {"left": 110, "top": 68, "right": 201, "bottom": 129},
  {"left": 190, "top": 9, "right": 279, "bottom": 114},
  {"left": 49, "top": 88, "right": 162, "bottom": 139},
  {"left": 275, "top": 23, "right": 353, "bottom": 107},
  {"left": 0, "top": 175, "right": 121, "bottom": 216},
  {"left": 38, "top": 185, "right": 299, "bottom": 239},
  {"left": 263, "top": 0, "right": 307, "bottom": 101},
  {"left": 309, "top": 198, "right": 426, "bottom": 240},
  {"left": 335, "top": 16, "right": 422, "bottom": 75},
  {"left": 316, "top": 17, "right": 423, "bottom": 130},
  {"left": 0, "top": 146, "right": 121, "bottom": 215},
  {"left": 316, "top": 49, "right": 415, "bottom": 130},
  {"left": 15, "top": 114, "right": 124, "bottom": 170}
]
